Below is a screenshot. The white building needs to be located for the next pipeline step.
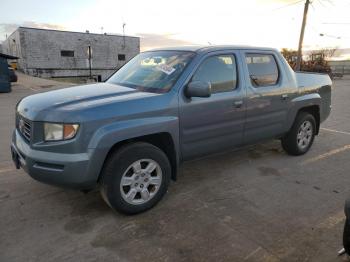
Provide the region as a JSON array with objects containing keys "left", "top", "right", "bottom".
[{"left": 2, "top": 27, "right": 140, "bottom": 81}]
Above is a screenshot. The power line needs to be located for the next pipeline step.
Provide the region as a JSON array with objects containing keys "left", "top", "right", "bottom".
[
  {"left": 310, "top": 2, "right": 316, "bottom": 11},
  {"left": 322, "top": 22, "right": 350, "bottom": 25},
  {"left": 319, "top": 33, "right": 341, "bottom": 39},
  {"left": 316, "top": 0, "right": 327, "bottom": 8},
  {"left": 272, "top": 0, "right": 304, "bottom": 11},
  {"left": 309, "top": 21, "right": 350, "bottom": 40},
  {"left": 324, "top": 0, "right": 335, "bottom": 6},
  {"left": 307, "top": 1, "right": 350, "bottom": 40}
]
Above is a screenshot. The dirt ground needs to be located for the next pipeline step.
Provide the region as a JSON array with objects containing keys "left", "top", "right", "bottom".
[{"left": 1, "top": 73, "right": 350, "bottom": 262}]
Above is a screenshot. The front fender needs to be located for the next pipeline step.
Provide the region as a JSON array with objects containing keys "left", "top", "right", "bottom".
[
  {"left": 87, "top": 116, "right": 180, "bottom": 181},
  {"left": 88, "top": 116, "right": 179, "bottom": 150}
]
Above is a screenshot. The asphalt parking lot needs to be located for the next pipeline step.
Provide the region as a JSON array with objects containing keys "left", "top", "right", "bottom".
[{"left": 1, "top": 73, "right": 350, "bottom": 262}]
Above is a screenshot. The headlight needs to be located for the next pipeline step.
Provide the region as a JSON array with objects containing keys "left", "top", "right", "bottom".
[{"left": 44, "top": 123, "right": 79, "bottom": 141}]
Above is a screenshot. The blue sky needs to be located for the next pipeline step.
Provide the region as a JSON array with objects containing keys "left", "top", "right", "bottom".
[
  {"left": 0, "top": 0, "right": 95, "bottom": 25},
  {"left": 1, "top": 0, "right": 350, "bottom": 54}
]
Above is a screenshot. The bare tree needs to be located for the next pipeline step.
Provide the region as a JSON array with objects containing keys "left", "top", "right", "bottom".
[
  {"left": 320, "top": 48, "right": 338, "bottom": 59},
  {"left": 309, "top": 47, "right": 338, "bottom": 60}
]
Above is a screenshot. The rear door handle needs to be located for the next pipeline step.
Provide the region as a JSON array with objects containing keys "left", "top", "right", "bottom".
[
  {"left": 281, "top": 94, "right": 289, "bottom": 100},
  {"left": 234, "top": 100, "right": 243, "bottom": 108}
]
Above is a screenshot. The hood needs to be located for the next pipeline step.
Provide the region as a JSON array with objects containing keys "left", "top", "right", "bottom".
[{"left": 17, "top": 83, "right": 160, "bottom": 120}]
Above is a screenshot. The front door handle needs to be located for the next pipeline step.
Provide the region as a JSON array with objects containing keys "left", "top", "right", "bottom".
[
  {"left": 234, "top": 100, "right": 243, "bottom": 108},
  {"left": 281, "top": 94, "right": 289, "bottom": 100}
]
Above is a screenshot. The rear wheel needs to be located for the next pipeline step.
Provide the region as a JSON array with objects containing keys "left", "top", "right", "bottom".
[
  {"left": 100, "top": 142, "right": 171, "bottom": 214},
  {"left": 282, "top": 112, "right": 316, "bottom": 156}
]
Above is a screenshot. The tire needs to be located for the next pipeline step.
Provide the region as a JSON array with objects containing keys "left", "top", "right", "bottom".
[
  {"left": 100, "top": 142, "right": 171, "bottom": 214},
  {"left": 344, "top": 218, "right": 350, "bottom": 255},
  {"left": 281, "top": 112, "right": 316, "bottom": 156}
]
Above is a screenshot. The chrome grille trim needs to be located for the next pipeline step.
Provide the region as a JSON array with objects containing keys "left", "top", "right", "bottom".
[{"left": 17, "top": 114, "right": 32, "bottom": 142}]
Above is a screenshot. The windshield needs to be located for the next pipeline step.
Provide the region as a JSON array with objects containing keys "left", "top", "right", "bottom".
[{"left": 107, "top": 51, "right": 195, "bottom": 93}]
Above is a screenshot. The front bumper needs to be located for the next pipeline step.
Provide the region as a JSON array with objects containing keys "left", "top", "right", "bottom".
[{"left": 11, "top": 129, "right": 99, "bottom": 190}]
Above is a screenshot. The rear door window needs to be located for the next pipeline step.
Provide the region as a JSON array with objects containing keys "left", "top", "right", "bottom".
[{"left": 245, "top": 53, "right": 279, "bottom": 87}]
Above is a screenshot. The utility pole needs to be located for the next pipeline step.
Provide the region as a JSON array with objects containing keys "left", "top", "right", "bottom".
[{"left": 296, "top": 0, "right": 310, "bottom": 71}]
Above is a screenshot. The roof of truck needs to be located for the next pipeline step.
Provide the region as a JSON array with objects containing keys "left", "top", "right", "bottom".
[{"left": 147, "top": 45, "right": 278, "bottom": 53}]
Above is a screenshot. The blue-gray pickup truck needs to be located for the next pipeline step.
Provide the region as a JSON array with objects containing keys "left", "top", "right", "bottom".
[{"left": 11, "top": 46, "right": 332, "bottom": 214}]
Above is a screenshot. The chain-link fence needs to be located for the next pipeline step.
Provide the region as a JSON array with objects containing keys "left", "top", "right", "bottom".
[
  {"left": 330, "top": 65, "right": 350, "bottom": 75},
  {"left": 329, "top": 61, "right": 350, "bottom": 76}
]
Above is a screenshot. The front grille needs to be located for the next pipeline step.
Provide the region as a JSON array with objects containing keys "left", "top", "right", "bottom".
[{"left": 17, "top": 114, "right": 32, "bottom": 142}]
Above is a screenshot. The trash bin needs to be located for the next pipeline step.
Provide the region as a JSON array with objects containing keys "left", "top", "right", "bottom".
[
  {"left": 0, "top": 56, "right": 11, "bottom": 93},
  {"left": 0, "top": 53, "right": 18, "bottom": 93}
]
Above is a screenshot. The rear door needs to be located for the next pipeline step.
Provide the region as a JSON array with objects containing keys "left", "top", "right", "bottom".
[
  {"left": 179, "top": 51, "right": 246, "bottom": 160},
  {"left": 241, "top": 50, "right": 296, "bottom": 144}
]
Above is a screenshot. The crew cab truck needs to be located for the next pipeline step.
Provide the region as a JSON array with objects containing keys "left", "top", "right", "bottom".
[{"left": 11, "top": 46, "right": 332, "bottom": 214}]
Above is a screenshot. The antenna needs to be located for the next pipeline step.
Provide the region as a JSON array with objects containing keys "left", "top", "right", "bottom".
[{"left": 122, "top": 23, "right": 126, "bottom": 49}]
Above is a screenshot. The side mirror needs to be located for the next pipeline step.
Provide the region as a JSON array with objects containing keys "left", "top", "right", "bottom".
[{"left": 185, "top": 81, "right": 211, "bottom": 98}]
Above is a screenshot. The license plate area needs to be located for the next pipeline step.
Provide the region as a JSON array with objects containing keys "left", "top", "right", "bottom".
[
  {"left": 11, "top": 146, "right": 20, "bottom": 169},
  {"left": 11, "top": 145, "right": 24, "bottom": 169}
]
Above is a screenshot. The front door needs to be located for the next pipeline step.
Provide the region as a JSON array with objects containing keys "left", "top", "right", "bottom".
[{"left": 179, "top": 52, "right": 246, "bottom": 160}]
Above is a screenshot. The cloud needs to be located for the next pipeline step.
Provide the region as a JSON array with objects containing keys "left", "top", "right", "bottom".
[
  {"left": 137, "top": 33, "right": 197, "bottom": 51},
  {"left": 0, "top": 21, "right": 66, "bottom": 41}
]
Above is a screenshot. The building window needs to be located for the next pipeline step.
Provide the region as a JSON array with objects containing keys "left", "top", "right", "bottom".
[
  {"left": 61, "top": 50, "right": 74, "bottom": 57},
  {"left": 118, "top": 54, "right": 126, "bottom": 61}
]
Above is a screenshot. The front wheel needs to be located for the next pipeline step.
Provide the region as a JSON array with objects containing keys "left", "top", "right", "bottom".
[
  {"left": 100, "top": 142, "right": 171, "bottom": 214},
  {"left": 281, "top": 112, "right": 316, "bottom": 156}
]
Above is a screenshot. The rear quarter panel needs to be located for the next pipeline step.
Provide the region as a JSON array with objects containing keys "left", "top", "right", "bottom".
[
  {"left": 286, "top": 72, "right": 332, "bottom": 130},
  {"left": 295, "top": 72, "right": 332, "bottom": 121}
]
